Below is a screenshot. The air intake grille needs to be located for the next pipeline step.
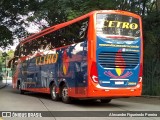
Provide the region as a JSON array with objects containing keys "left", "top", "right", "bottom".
[{"left": 98, "top": 52, "right": 139, "bottom": 69}]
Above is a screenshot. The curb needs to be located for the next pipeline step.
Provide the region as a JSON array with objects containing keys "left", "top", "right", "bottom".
[
  {"left": 0, "top": 81, "right": 7, "bottom": 89},
  {"left": 142, "top": 95, "right": 160, "bottom": 99},
  {"left": 0, "top": 85, "right": 6, "bottom": 89},
  {"left": 0, "top": 117, "right": 3, "bottom": 120}
]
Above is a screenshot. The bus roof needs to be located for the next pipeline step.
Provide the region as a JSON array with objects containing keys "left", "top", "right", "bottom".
[{"left": 19, "top": 10, "right": 140, "bottom": 45}]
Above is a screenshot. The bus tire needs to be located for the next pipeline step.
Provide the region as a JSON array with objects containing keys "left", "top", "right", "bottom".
[
  {"left": 100, "top": 99, "right": 112, "bottom": 103},
  {"left": 50, "top": 83, "right": 59, "bottom": 101},
  {"left": 17, "top": 82, "right": 25, "bottom": 94},
  {"left": 61, "top": 84, "right": 71, "bottom": 104}
]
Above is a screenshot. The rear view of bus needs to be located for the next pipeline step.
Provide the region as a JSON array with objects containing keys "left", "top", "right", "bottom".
[{"left": 89, "top": 10, "right": 143, "bottom": 98}]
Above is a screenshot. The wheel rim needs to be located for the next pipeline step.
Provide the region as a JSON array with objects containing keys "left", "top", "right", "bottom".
[
  {"left": 62, "top": 86, "right": 68, "bottom": 100},
  {"left": 52, "top": 86, "right": 56, "bottom": 98}
]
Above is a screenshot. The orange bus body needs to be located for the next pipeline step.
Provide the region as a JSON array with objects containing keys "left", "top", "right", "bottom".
[{"left": 10, "top": 10, "right": 143, "bottom": 103}]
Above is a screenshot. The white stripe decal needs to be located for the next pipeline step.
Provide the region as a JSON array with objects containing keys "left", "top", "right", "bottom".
[{"left": 110, "top": 79, "right": 129, "bottom": 81}]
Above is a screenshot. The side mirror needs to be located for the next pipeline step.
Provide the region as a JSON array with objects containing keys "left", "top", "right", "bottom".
[
  {"left": 7, "top": 57, "right": 18, "bottom": 68},
  {"left": 7, "top": 59, "right": 13, "bottom": 68},
  {"left": 14, "top": 61, "right": 18, "bottom": 65}
]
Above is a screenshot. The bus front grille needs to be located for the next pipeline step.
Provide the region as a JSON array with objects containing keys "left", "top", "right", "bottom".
[{"left": 98, "top": 52, "right": 139, "bottom": 69}]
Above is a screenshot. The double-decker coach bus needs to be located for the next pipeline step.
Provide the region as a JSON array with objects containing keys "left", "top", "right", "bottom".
[{"left": 8, "top": 10, "right": 143, "bottom": 103}]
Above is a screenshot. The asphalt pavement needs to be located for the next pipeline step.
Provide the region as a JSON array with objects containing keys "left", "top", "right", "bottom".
[{"left": 0, "top": 81, "right": 160, "bottom": 120}]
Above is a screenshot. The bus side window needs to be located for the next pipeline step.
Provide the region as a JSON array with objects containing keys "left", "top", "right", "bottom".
[{"left": 70, "top": 18, "right": 89, "bottom": 44}]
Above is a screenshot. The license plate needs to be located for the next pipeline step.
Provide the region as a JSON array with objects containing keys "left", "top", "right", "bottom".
[{"left": 115, "top": 81, "right": 124, "bottom": 85}]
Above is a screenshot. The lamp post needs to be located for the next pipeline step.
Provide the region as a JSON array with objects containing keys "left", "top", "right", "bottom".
[{"left": 2, "top": 52, "right": 8, "bottom": 85}]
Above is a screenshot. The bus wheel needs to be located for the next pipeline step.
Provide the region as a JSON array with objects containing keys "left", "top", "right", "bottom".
[
  {"left": 100, "top": 99, "right": 112, "bottom": 103},
  {"left": 17, "top": 82, "right": 25, "bottom": 94},
  {"left": 61, "top": 84, "right": 71, "bottom": 104},
  {"left": 50, "top": 83, "right": 59, "bottom": 101}
]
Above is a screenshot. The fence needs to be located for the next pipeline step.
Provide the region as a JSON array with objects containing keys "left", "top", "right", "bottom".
[{"left": 143, "top": 61, "right": 160, "bottom": 96}]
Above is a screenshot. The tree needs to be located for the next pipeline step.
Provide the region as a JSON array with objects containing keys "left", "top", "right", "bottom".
[
  {"left": 0, "top": 50, "right": 14, "bottom": 67},
  {"left": 0, "top": 0, "right": 41, "bottom": 48}
]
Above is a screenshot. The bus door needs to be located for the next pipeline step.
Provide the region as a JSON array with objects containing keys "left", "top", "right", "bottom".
[
  {"left": 74, "top": 42, "right": 88, "bottom": 95},
  {"left": 21, "top": 58, "right": 36, "bottom": 89},
  {"left": 40, "top": 65, "right": 49, "bottom": 88}
]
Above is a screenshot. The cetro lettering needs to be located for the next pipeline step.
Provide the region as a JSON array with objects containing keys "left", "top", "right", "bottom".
[
  {"left": 104, "top": 20, "right": 138, "bottom": 30},
  {"left": 36, "top": 54, "right": 58, "bottom": 66}
]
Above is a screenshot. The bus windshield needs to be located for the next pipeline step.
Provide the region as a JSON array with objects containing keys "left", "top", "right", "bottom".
[{"left": 96, "top": 14, "right": 140, "bottom": 40}]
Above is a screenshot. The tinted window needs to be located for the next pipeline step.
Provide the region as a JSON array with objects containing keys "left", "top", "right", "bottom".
[
  {"left": 45, "top": 17, "right": 89, "bottom": 48},
  {"left": 20, "top": 18, "right": 89, "bottom": 57}
]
